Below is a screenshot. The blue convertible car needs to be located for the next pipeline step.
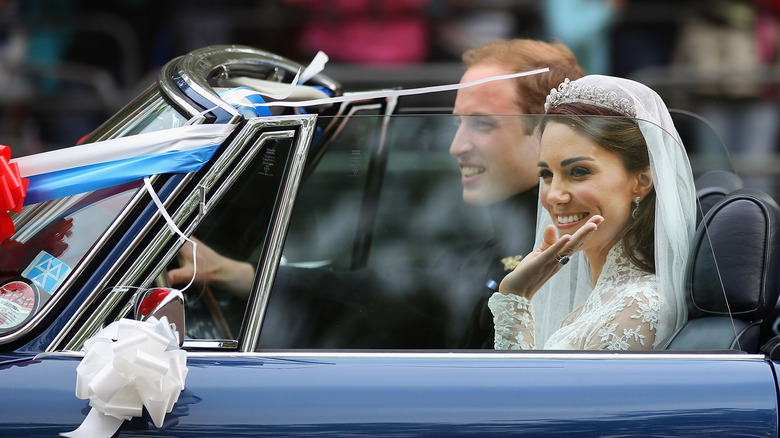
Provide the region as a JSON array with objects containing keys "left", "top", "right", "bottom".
[{"left": 0, "top": 45, "right": 779, "bottom": 436}]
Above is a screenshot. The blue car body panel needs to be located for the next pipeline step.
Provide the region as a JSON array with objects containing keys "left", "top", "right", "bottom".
[{"left": 0, "top": 353, "right": 777, "bottom": 437}]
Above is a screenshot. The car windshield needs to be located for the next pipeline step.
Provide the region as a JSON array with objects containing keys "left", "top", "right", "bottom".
[
  {"left": 82, "top": 87, "right": 190, "bottom": 142},
  {"left": 0, "top": 86, "right": 188, "bottom": 335}
]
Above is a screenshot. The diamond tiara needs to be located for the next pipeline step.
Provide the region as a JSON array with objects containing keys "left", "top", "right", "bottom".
[{"left": 544, "top": 78, "right": 637, "bottom": 118}]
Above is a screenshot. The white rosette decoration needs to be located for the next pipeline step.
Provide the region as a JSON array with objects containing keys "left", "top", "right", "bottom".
[{"left": 61, "top": 316, "right": 188, "bottom": 437}]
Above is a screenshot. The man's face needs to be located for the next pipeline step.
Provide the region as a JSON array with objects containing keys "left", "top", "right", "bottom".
[{"left": 450, "top": 64, "right": 541, "bottom": 206}]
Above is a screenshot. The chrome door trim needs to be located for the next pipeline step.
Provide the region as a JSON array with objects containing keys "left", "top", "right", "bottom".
[
  {"left": 241, "top": 115, "right": 317, "bottom": 352},
  {"left": 229, "top": 350, "right": 764, "bottom": 361},
  {"left": 37, "top": 349, "right": 768, "bottom": 363}
]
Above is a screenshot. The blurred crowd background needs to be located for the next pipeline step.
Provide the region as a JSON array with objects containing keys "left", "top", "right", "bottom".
[{"left": 1, "top": 0, "right": 779, "bottom": 192}]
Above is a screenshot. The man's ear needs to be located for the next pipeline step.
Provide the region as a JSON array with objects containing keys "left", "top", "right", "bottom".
[{"left": 633, "top": 167, "right": 653, "bottom": 198}]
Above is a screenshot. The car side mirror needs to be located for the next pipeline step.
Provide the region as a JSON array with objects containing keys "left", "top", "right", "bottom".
[{"left": 134, "top": 288, "right": 185, "bottom": 346}]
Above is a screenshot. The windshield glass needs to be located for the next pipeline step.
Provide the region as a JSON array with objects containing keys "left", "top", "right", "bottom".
[
  {"left": 82, "top": 87, "right": 189, "bottom": 142},
  {"left": 0, "top": 184, "right": 140, "bottom": 334},
  {"left": 0, "top": 86, "right": 189, "bottom": 337},
  {"left": 251, "top": 113, "right": 733, "bottom": 351}
]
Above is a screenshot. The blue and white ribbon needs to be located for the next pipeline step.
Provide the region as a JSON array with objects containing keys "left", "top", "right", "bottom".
[{"left": 12, "top": 124, "right": 234, "bottom": 205}]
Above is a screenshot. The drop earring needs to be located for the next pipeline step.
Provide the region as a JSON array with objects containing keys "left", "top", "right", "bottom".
[{"left": 632, "top": 196, "right": 641, "bottom": 219}]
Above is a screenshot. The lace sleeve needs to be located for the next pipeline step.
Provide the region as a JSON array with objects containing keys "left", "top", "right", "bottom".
[
  {"left": 584, "top": 287, "right": 661, "bottom": 350},
  {"left": 487, "top": 292, "right": 535, "bottom": 350}
]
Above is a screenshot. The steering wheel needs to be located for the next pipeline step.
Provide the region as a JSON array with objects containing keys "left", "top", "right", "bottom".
[{"left": 155, "top": 268, "right": 235, "bottom": 340}]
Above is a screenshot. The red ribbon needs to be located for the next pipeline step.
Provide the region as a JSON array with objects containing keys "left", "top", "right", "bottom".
[{"left": 0, "top": 145, "right": 28, "bottom": 242}]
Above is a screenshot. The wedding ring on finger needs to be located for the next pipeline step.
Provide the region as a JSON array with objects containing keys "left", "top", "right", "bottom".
[{"left": 555, "top": 253, "right": 570, "bottom": 266}]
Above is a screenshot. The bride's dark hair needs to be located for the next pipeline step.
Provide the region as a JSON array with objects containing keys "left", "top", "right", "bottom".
[{"left": 540, "top": 103, "right": 655, "bottom": 273}]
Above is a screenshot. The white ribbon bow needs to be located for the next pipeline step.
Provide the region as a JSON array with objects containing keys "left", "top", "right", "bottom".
[{"left": 61, "top": 316, "right": 188, "bottom": 437}]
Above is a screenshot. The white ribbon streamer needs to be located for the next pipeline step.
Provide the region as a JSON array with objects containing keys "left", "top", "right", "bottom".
[
  {"left": 61, "top": 316, "right": 188, "bottom": 437},
  {"left": 199, "top": 67, "right": 550, "bottom": 115},
  {"left": 143, "top": 177, "right": 199, "bottom": 293},
  {"left": 253, "top": 68, "right": 302, "bottom": 101},
  {"left": 252, "top": 68, "right": 550, "bottom": 109},
  {"left": 299, "top": 50, "right": 329, "bottom": 84},
  {"left": 13, "top": 123, "right": 233, "bottom": 178}
]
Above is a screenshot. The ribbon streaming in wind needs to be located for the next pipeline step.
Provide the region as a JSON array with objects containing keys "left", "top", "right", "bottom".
[
  {"left": 245, "top": 68, "right": 550, "bottom": 111},
  {"left": 11, "top": 123, "right": 234, "bottom": 206}
]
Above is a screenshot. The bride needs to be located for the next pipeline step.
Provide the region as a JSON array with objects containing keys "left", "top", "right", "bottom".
[{"left": 489, "top": 75, "right": 697, "bottom": 350}]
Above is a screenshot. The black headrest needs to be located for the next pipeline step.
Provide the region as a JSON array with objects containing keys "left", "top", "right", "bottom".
[
  {"left": 687, "top": 188, "right": 780, "bottom": 321},
  {"left": 694, "top": 170, "right": 744, "bottom": 217}
]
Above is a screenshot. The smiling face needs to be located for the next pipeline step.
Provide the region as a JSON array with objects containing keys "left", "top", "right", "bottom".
[
  {"left": 450, "top": 64, "right": 540, "bottom": 206},
  {"left": 538, "top": 122, "right": 652, "bottom": 261}
]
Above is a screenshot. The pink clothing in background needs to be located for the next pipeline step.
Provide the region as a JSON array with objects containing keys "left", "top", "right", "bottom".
[{"left": 285, "top": 0, "right": 431, "bottom": 66}]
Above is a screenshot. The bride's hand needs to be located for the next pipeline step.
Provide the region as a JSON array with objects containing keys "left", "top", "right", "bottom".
[{"left": 499, "top": 215, "right": 603, "bottom": 300}]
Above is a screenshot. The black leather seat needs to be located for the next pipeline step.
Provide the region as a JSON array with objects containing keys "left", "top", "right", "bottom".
[
  {"left": 662, "top": 188, "right": 780, "bottom": 352},
  {"left": 694, "top": 170, "right": 744, "bottom": 219}
]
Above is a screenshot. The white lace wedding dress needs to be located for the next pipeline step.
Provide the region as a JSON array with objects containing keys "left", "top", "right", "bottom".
[{"left": 488, "top": 242, "right": 665, "bottom": 350}]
